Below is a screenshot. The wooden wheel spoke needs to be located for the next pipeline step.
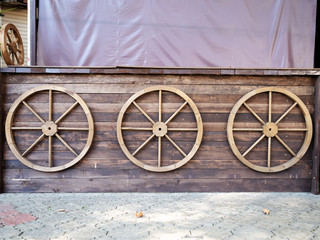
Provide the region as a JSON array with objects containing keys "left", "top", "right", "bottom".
[
  {"left": 159, "top": 90, "right": 162, "bottom": 122},
  {"left": 11, "top": 126, "right": 42, "bottom": 130},
  {"left": 243, "top": 102, "right": 265, "bottom": 125},
  {"left": 55, "top": 101, "right": 79, "bottom": 124},
  {"left": 11, "top": 52, "right": 15, "bottom": 64},
  {"left": 10, "top": 29, "right": 14, "bottom": 38},
  {"left": 168, "top": 128, "right": 198, "bottom": 131},
  {"left": 275, "top": 102, "right": 298, "bottom": 125},
  {"left": 13, "top": 52, "right": 20, "bottom": 65},
  {"left": 121, "top": 127, "right": 153, "bottom": 131},
  {"left": 275, "top": 135, "right": 296, "bottom": 157},
  {"left": 6, "top": 34, "right": 12, "bottom": 43},
  {"left": 158, "top": 137, "right": 161, "bottom": 167},
  {"left": 55, "top": 133, "right": 78, "bottom": 156},
  {"left": 58, "top": 127, "right": 89, "bottom": 131},
  {"left": 13, "top": 51, "right": 19, "bottom": 61},
  {"left": 133, "top": 101, "right": 155, "bottom": 125},
  {"left": 48, "top": 136, "right": 52, "bottom": 167},
  {"left": 278, "top": 128, "right": 308, "bottom": 132},
  {"left": 233, "top": 128, "right": 263, "bottom": 131},
  {"left": 165, "top": 134, "right": 187, "bottom": 157},
  {"left": 242, "top": 134, "right": 266, "bottom": 157},
  {"left": 269, "top": 91, "right": 272, "bottom": 122},
  {"left": 267, "top": 137, "right": 271, "bottom": 168},
  {"left": 165, "top": 101, "right": 188, "bottom": 125},
  {"left": 22, "top": 133, "right": 45, "bottom": 157},
  {"left": 49, "top": 90, "right": 53, "bottom": 121},
  {"left": 132, "top": 134, "right": 155, "bottom": 156},
  {"left": 22, "top": 101, "right": 46, "bottom": 123}
]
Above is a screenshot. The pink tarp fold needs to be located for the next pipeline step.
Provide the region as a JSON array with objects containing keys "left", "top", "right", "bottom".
[{"left": 37, "top": 0, "right": 317, "bottom": 68}]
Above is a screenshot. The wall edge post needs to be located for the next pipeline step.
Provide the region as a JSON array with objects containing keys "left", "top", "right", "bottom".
[
  {"left": 312, "top": 76, "right": 320, "bottom": 194},
  {"left": 0, "top": 72, "right": 3, "bottom": 193}
]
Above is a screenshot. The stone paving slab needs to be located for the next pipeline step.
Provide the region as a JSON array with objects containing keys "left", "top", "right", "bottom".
[{"left": 0, "top": 193, "right": 319, "bottom": 240}]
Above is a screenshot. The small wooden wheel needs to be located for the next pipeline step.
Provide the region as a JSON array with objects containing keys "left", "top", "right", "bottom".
[
  {"left": 5, "top": 86, "right": 94, "bottom": 172},
  {"left": 227, "top": 87, "right": 312, "bottom": 173},
  {"left": 0, "top": 23, "right": 24, "bottom": 65},
  {"left": 117, "top": 86, "right": 203, "bottom": 172}
]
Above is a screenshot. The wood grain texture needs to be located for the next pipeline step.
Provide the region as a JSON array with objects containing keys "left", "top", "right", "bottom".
[
  {"left": 0, "top": 72, "right": 3, "bottom": 193},
  {"left": 2, "top": 178, "right": 311, "bottom": 193},
  {"left": 312, "top": 77, "right": 320, "bottom": 194},
  {"left": 0, "top": 72, "right": 316, "bottom": 192}
]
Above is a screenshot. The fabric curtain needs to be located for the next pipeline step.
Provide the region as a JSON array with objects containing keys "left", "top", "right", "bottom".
[{"left": 37, "top": 0, "right": 317, "bottom": 68}]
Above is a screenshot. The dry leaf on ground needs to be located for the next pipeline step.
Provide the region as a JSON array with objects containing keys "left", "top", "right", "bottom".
[
  {"left": 57, "top": 209, "right": 68, "bottom": 212},
  {"left": 263, "top": 208, "right": 270, "bottom": 215},
  {"left": 135, "top": 211, "right": 143, "bottom": 218}
]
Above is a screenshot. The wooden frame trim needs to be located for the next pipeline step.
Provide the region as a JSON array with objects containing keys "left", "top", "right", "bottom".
[
  {"left": 29, "top": 0, "right": 37, "bottom": 65},
  {"left": 312, "top": 76, "right": 320, "bottom": 194},
  {"left": 0, "top": 73, "right": 3, "bottom": 193},
  {"left": 1, "top": 67, "right": 320, "bottom": 76}
]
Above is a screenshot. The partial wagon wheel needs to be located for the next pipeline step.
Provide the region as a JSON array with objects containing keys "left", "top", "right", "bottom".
[
  {"left": 227, "top": 87, "right": 312, "bottom": 173},
  {"left": 5, "top": 86, "right": 94, "bottom": 172},
  {"left": 0, "top": 23, "right": 24, "bottom": 65},
  {"left": 117, "top": 86, "right": 203, "bottom": 172}
]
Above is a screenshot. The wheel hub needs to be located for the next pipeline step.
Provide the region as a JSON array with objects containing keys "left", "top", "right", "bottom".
[
  {"left": 153, "top": 122, "right": 167, "bottom": 137},
  {"left": 11, "top": 43, "right": 17, "bottom": 53},
  {"left": 263, "top": 122, "right": 278, "bottom": 137},
  {"left": 41, "top": 121, "right": 58, "bottom": 136}
]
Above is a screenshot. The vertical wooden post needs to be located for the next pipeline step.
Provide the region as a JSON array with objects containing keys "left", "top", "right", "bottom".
[
  {"left": 0, "top": 72, "right": 3, "bottom": 193},
  {"left": 29, "top": 0, "right": 37, "bottom": 65},
  {"left": 312, "top": 76, "right": 320, "bottom": 194}
]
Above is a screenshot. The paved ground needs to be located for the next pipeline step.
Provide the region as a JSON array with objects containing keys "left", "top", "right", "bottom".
[{"left": 0, "top": 193, "right": 319, "bottom": 240}]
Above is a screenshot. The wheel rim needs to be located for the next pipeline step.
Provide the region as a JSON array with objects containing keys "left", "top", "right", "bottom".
[
  {"left": 227, "top": 87, "right": 312, "bottom": 173},
  {"left": 0, "top": 23, "right": 24, "bottom": 66},
  {"left": 117, "top": 86, "right": 203, "bottom": 172},
  {"left": 5, "top": 86, "right": 94, "bottom": 172}
]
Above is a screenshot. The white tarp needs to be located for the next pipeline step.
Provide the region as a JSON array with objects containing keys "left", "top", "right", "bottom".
[{"left": 37, "top": 0, "right": 317, "bottom": 68}]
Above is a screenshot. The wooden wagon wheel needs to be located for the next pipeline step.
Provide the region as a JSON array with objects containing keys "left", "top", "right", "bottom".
[
  {"left": 5, "top": 86, "right": 94, "bottom": 172},
  {"left": 227, "top": 87, "right": 312, "bottom": 173},
  {"left": 117, "top": 86, "right": 203, "bottom": 172},
  {"left": 0, "top": 23, "right": 24, "bottom": 65}
]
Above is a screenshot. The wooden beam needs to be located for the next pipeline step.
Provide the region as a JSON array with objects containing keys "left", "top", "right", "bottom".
[
  {"left": 312, "top": 76, "right": 320, "bottom": 194},
  {"left": 29, "top": 0, "right": 37, "bottom": 65},
  {"left": 0, "top": 73, "right": 3, "bottom": 193}
]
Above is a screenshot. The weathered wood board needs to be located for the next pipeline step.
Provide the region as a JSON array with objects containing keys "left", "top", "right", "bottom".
[
  {"left": 0, "top": 72, "right": 3, "bottom": 193},
  {"left": 0, "top": 67, "right": 318, "bottom": 193}
]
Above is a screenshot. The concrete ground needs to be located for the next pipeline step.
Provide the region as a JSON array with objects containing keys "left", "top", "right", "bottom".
[{"left": 0, "top": 192, "right": 319, "bottom": 240}]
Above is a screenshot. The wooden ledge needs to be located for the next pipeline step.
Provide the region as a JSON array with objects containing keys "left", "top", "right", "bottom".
[{"left": 1, "top": 66, "right": 320, "bottom": 76}]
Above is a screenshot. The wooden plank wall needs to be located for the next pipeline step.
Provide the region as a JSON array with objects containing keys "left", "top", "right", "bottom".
[{"left": 1, "top": 70, "right": 316, "bottom": 192}]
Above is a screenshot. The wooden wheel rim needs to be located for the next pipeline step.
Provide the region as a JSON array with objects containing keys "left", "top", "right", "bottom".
[
  {"left": 227, "top": 87, "right": 313, "bottom": 173},
  {"left": 0, "top": 23, "right": 24, "bottom": 66},
  {"left": 5, "top": 85, "right": 94, "bottom": 172},
  {"left": 117, "top": 85, "right": 203, "bottom": 172}
]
